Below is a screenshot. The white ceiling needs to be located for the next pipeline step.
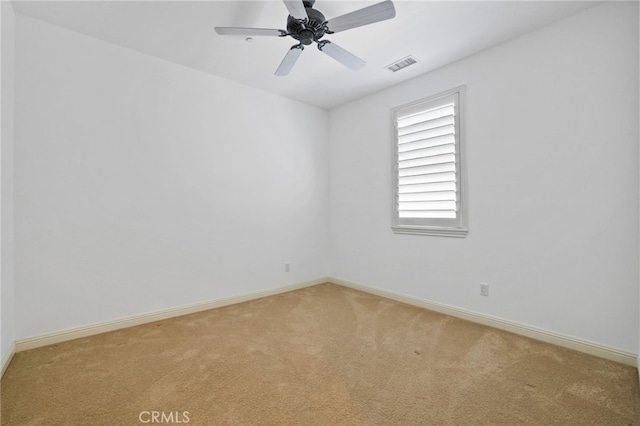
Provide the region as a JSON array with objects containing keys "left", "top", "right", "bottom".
[{"left": 11, "top": 0, "right": 601, "bottom": 110}]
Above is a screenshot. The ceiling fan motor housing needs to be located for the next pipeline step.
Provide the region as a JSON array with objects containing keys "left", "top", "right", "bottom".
[{"left": 287, "top": 7, "right": 326, "bottom": 45}]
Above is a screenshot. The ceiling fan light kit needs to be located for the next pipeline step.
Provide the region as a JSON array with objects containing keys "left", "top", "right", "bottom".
[{"left": 215, "top": 0, "right": 396, "bottom": 76}]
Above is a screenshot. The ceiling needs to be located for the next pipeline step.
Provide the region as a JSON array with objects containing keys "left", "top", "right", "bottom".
[{"left": 11, "top": 0, "right": 601, "bottom": 110}]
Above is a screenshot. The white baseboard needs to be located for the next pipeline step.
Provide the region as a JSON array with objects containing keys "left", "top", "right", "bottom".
[
  {"left": 15, "top": 277, "right": 329, "bottom": 353},
  {"left": 1, "top": 341, "right": 16, "bottom": 379},
  {"left": 10, "top": 276, "right": 639, "bottom": 370},
  {"left": 330, "top": 277, "right": 638, "bottom": 368}
]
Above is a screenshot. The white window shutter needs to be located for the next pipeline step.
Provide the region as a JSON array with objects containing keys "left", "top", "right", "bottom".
[{"left": 392, "top": 87, "right": 467, "bottom": 237}]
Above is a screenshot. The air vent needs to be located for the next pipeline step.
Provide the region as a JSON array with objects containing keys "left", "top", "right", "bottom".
[{"left": 386, "top": 56, "right": 417, "bottom": 72}]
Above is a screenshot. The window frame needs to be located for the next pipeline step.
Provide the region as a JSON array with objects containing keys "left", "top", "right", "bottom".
[{"left": 391, "top": 86, "right": 467, "bottom": 237}]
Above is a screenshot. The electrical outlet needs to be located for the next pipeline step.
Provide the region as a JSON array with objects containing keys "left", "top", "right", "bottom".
[
  {"left": 480, "top": 283, "right": 489, "bottom": 297},
  {"left": 285, "top": 263, "right": 290, "bottom": 272}
]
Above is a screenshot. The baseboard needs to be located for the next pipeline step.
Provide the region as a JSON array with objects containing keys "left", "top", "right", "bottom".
[
  {"left": 10, "top": 275, "right": 639, "bottom": 370},
  {"left": 15, "top": 277, "right": 329, "bottom": 353},
  {"left": 330, "top": 277, "right": 638, "bottom": 368},
  {"left": 1, "top": 341, "right": 16, "bottom": 379}
]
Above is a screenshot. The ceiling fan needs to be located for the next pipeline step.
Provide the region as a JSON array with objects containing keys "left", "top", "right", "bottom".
[{"left": 214, "top": 0, "right": 396, "bottom": 76}]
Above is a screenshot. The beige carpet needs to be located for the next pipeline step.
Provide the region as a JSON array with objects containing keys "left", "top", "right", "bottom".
[{"left": 1, "top": 283, "right": 639, "bottom": 425}]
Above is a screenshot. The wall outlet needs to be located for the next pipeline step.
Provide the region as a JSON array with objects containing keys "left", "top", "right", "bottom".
[
  {"left": 285, "top": 263, "right": 290, "bottom": 272},
  {"left": 480, "top": 283, "right": 489, "bottom": 297}
]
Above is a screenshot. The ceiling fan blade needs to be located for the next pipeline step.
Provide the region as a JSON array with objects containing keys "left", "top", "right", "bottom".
[
  {"left": 317, "top": 41, "right": 366, "bottom": 71},
  {"left": 215, "top": 27, "right": 286, "bottom": 37},
  {"left": 325, "top": 0, "right": 396, "bottom": 33},
  {"left": 275, "top": 45, "right": 304, "bottom": 76},
  {"left": 283, "top": 0, "right": 308, "bottom": 20}
]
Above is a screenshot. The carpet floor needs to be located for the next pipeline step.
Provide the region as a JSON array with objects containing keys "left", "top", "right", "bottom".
[{"left": 1, "top": 283, "right": 639, "bottom": 425}]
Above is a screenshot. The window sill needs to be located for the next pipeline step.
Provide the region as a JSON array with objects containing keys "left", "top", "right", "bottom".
[{"left": 391, "top": 226, "right": 468, "bottom": 238}]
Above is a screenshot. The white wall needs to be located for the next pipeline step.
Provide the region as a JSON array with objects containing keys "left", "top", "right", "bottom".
[
  {"left": 1, "top": 0, "right": 16, "bottom": 366},
  {"left": 329, "top": 2, "right": 639, "bottom": 353},
  {"left": 13, "top": 14, "right": 329, "bottom": 339}
]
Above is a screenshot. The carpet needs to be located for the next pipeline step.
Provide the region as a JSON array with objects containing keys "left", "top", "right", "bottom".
[{"left": 1, "top": 283, "right": 639, "bottom": 425}]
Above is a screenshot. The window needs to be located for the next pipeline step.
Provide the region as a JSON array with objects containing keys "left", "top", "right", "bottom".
[{"left": 391, "top": 86, "right": 467, "bottom": 237}]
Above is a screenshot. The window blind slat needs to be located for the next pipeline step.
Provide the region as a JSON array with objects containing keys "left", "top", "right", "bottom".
[
  {"left": 399, "top": 143, "right": 455, "bottom": 159},
  {"left": 399, "top": 191, "right": 457, "bottom": 202},
  {"left": 397, "top": 104, "right": 454, "bottom": 127},
  {"left": 397, "top": 115, "right": 454, "bottom": 137},
  {"left": 399, "top": 210, "right": 457, "bottom": 219},
  {"left": 398, "top": 157, "right": 455, "bottom": 169},
  {"left": 398, "top": 125, "right": 455, "bottom": 145},
  {"left": 398, "top": 181, "right": 456, "bottom": 194},
  {"left": 399, "top": 138, "right": 455, "bottom": 155},
  {"left": 399, "top": 201, "right": 456, "bottom": 211},
  {"left": 398, "top": 150, "right": 455, "bottom": 163},
  {"left": 399, "top": 171, "right": 456, "bottom": 186},
  {"left": 399, "top": 162, "right": 455, "bottom": 176},
  {"left": 397, "top": 135, "right": 454, "bottom": 152}
]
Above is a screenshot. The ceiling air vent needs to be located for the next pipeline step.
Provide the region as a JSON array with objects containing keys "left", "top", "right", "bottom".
[{"left": 386, "top": 55, "right": 417, "bottom": 72}]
